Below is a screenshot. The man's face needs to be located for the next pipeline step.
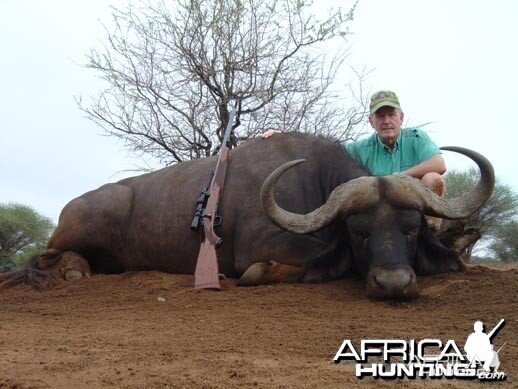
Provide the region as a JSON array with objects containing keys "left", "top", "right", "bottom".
[{"left": 369, "top": 106, "right": 404, "bottom": 147}]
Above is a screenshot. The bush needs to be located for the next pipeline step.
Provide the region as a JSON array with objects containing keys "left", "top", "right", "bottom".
[
  {"left": 444, "top": 168, "right": 518, "bottom": 259},
  {"left": 0, "top": 203, "right": 54, "bottom": 270}
]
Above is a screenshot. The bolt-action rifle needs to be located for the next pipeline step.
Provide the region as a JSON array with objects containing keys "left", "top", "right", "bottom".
[{"left": 192, "top": 106, "right": 236, "bottom": 289}]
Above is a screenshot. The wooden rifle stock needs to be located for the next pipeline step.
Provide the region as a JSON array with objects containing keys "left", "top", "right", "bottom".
[{"left": 194, "top": 108, "right": 235, "bottom": 289}]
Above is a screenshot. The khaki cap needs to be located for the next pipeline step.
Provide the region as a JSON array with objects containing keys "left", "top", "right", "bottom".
[{"left": 369, "top": 90, "right": 401, "bottom": 114}]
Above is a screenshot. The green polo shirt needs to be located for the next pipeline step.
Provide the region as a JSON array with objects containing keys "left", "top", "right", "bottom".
[{"left": 344, "top": 127, "right": 441, "bottom": 176}]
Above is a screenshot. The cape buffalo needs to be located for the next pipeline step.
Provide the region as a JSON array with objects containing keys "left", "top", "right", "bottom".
[{"left": 0, "top": 133, "right": 494, "bottom": 298}]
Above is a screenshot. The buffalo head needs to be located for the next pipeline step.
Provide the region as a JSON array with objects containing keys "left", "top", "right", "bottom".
[{"left": 260, "top": 147, "right": 494, "bottom": 299}]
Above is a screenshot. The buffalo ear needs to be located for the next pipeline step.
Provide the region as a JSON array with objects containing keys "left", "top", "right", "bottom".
[{"left": 414, "top": 218, "right": 466, "bottom": 275}]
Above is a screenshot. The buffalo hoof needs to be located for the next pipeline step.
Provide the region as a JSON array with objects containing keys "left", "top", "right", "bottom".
[
  {"left": 64, "top": 269, "right": 84, "bottom": 281},
  {"left": 366, "top": 266, "right": 419, "bottom": 299},
  {"left": 237, "top": 260, "right": 303, "bottom": 286}
]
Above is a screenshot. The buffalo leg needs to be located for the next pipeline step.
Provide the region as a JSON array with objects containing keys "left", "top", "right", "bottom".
[
  {"left": 61, "top": 251, "right": 91, "bottom": 280},
  {"left": 237, "top": 260, "right": 303, "bottom": 286},
  {"left": 40, "top": 250, "right": 91, "bottom": 281}
]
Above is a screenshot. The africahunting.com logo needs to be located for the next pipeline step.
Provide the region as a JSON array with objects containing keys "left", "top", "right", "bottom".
[{"left": 333, "top": 319, "right": 506, "bottom": 381}]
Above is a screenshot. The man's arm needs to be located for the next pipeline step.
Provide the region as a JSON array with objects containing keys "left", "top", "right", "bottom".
[{"left": 400, "top": 154, "right": 446, "bottom": 179}]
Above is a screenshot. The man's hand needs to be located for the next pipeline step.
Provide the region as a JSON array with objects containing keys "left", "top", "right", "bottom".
[{"left": 261, "top": 129, "right": 283, "bottom": 139}]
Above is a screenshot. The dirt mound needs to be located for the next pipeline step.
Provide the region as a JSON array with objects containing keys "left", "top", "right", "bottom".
[{"left": 1, "top": 265, "right": 517, "bottom": 388}]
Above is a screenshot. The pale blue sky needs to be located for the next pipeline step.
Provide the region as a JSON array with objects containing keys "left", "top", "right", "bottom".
[{"left": 1, "top": 0, "right": 517, "bottom": 222}]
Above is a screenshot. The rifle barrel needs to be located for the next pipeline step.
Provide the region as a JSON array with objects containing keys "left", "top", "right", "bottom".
[{"left": 210, "top": 106, "right": 236, "bottom": 188}]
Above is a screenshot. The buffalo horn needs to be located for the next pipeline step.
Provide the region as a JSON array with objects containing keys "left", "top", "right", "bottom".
[
  {"left": 260, "top": 159, "right": 378, "bottom": 234},
  {"left": 399, "top": 146, "right": 495, "bottom": 219}
]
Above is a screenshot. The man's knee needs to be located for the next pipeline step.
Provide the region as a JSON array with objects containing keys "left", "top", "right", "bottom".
[{"left": 421, "top": 172, "right": 445, "bottom": 196}]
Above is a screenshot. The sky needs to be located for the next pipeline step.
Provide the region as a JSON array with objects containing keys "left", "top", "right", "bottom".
[{"left": 1, "top": 0, "right": 517, "bottom": 223}]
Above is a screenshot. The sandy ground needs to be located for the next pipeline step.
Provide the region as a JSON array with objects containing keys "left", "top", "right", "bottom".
[{"left": 0, "top": 264, "right": 517, "bottom": 388}]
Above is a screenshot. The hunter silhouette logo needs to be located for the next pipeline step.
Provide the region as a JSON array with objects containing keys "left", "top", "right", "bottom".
[
  {"left": 464, "top": 319, "right": 505, "bottom": 373},
  {"left": 333, "top": 319, "right": 507, "bottom": 381}
]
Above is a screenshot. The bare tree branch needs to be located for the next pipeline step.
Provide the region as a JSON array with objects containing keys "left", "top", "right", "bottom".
[{"left": 77, "top": 0, "right": 367, "bottom": 164}]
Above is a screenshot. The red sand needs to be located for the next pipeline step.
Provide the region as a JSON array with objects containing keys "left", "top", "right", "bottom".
[{"left": 1, "top": 264, "right": 516, "bottom": 388}]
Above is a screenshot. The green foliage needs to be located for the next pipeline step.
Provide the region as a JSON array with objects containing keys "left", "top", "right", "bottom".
[
  {"left": 489, "top": 221, "right": 518, "bottom": 263},
  {"left": 444, "top": 168, "right": 518, "bottom": 236},
  {"left": 12, "top": 244, "right": 45, "bottom": 267},
  {"left": 444, "top": 168, "right": 518, "bottom": 260},
  {"left": 0, "top": 257, "right": 16, "bottom": 272},
  {"left": 0, "top": 203, "right": 55, "bottom": 270}
]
